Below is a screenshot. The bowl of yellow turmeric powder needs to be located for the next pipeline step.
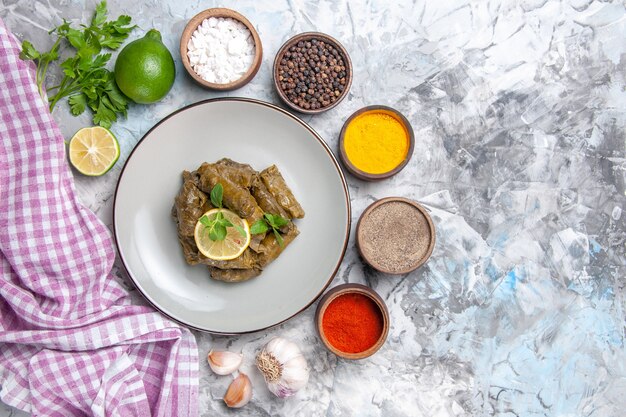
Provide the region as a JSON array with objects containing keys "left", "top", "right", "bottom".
[{"left": 338, "top": 106, "right": 414, "bottom": 181}]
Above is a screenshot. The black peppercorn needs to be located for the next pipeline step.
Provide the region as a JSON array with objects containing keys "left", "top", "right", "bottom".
[{"left": 277, "top": 36, "right": 349, "bottom": 111}]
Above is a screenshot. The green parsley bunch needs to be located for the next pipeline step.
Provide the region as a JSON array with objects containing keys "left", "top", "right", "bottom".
[{"left": 19, "top": 1, "right": 135, "bottom": 128}]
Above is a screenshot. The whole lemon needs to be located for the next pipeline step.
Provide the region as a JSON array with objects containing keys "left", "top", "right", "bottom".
[{"left": 114, "top": 29, "right": 175, "bottom": 104}]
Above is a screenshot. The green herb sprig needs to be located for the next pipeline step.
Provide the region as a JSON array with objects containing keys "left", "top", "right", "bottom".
[
  {"left": 19, "top": 1, "right": 135, "bottom": 128},
  {"left": 198, "top": 183, "right": 247, "bottom": 241},
  {"left": 250, "top": 213, "right": 290, "bottom": 247}
]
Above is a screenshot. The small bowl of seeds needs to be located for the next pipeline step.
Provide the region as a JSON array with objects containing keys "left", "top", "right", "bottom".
[
  {"left": 180, "top": 8, "right": 263, "bottom": 90},
  {"left": 273, "top": 32, "right": 352, "bottom": 114},
  {"left": 356, "top": 197, "right": 436, "bottom": 275}
]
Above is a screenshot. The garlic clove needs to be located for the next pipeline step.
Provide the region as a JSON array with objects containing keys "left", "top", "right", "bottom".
[
  {"left": 207, "top": 350, "right": 243, "bottom": 375},
  {"left": 224, "top": 373, "right": 252, "bottom": 408}
]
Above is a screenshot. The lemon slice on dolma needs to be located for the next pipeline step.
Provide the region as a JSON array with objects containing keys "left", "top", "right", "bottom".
[{"left": 194, "top": 209, "right": 251, "bottom": 261}]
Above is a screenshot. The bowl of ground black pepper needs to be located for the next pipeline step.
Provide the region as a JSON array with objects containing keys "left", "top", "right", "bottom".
[
  {"left": 357, "top": 197, "right": 436, "bottom": 275},
  {"left": 273, "top": 32, "right": 352, "bottom": 114},
  {"left": 315, "top": 283, "right": 389, "bottom": 359}
]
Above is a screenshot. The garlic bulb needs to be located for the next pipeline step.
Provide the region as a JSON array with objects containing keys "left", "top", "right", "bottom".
[
  {"left": 255, "top": 337, "right": 309, "bottom": 398},
  {"left": 207, "top": 350, "right": 243, "bottom": 375},
  {"left": 224, "top": 373, "right": 252, "bottom": 408}
]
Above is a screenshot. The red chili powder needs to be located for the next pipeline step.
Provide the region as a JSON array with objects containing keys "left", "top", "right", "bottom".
[{"left": 321, "top": 293, "right": 384, "bottom": 353}]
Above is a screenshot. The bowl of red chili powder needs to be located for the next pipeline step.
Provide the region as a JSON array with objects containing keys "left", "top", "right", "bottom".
[{"left": 315, "top": 283, "right": 389, "bottom": 359}]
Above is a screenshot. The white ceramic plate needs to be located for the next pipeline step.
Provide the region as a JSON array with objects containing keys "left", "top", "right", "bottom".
[{"left": 114, "top": 98, "right": 350, "bottom": 333}]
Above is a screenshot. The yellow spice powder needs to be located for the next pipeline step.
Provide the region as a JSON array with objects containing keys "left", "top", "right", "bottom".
[{"left": 343, "top": 111, "right": 409, "bottom": 174}]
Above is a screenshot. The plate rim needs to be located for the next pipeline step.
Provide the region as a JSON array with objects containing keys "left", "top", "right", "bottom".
[{"left": 112, "top": 97, "right": 352, "bottom": 334}]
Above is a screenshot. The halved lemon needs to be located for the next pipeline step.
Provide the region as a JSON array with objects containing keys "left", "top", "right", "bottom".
[
  {"left": 194, "top": 208, "right": 251, "bottom": 261},
  {"left": 68, "top": 126, "right": 120, "bottom": 176}
]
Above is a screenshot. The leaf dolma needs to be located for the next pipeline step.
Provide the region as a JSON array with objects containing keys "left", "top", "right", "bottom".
[
  {"left": 197, "top": 162, "right": 265, "bottom": 252},
  {"left": 214, "top": 158, "right": 257, "bottom": 188},
  {"left": 251, "top": 176, "right": 290, "bottom": 220},
  {"left": 254, "top": 223, "right": 300, "bottom": 268},
  {"left": 207, "top": 267, "right": 261, "bottom": 283},
  {"left": 174, "top": 171, "right": 212, "bottom": 237},
  {"left": 259, "top": 165, "right": 305, "bottom": 219},
  {"left": 197, "top": 163, "right": 259, "bottom": 218}
]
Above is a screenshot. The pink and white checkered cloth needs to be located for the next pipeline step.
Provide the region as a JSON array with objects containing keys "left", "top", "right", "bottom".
[{"left": 0, "top": 19, "right": 198, "bottom": 417}]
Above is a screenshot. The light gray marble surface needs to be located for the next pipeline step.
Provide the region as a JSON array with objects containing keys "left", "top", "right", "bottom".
[{"left": 1, "top": 0, "right": 625, "bottom": 416}]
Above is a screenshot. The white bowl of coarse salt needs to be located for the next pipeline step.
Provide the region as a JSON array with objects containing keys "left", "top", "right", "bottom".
[{"left": 180, "top": 8, "right": 263, "bottom": 90}]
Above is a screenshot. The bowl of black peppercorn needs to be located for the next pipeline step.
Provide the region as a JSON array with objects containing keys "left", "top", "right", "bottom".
[{"left": 273, "top": 32, "right": 352, "bottom": 114}]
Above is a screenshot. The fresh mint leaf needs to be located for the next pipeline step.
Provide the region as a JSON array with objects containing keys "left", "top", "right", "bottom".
[
  {"left": 199, "top": 214, "right": 212, "bottom": 228},
  {"left": 250, "top": 219, "right": 269, "bottom": 235},
  {"left": 210, "top": 184, "right": 223, "bottom": 208},
  {"left": 233, "top": 224, "right": 247, "bottom": 238},
  {"left": 216, "top": 224, "right": 227, "bottom": 240},
  {"left": 19, "top": 40, "right": 40, "bottom": 60},
  {"left": 68, "top": 93, "right": 87, "bottom": 115},
  {"left": 273, "top": 229, "right": 284, "bottom": 248},
  {"left": 252, "top": 212, "right": 290, "bottom": 246},
  {"left": 273, "top": 216, "right": 289, "bottom": 228},
  {"left": 220, "top": 218, "right": 234, "bottom": 228},
  {"left": 200, "top": 210, "right": 246, "bottom": 241},
  {"left": 208, "top": 226, "right": 219, "bottom": 241},
  {"left": 264, "top": 213, "right": 289, "bottom": 228},
  {"left": 209, "top": 223, "right": 227, "bottom": 241},
  {"left": 254, "top": 212, "right": 289, "bottom": 246},
  {"left": 218, "top": 217, "right": 246, "bottom": 237},
  {"left": 200, "top": 213, "right": 223, "bottom": 241}
]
